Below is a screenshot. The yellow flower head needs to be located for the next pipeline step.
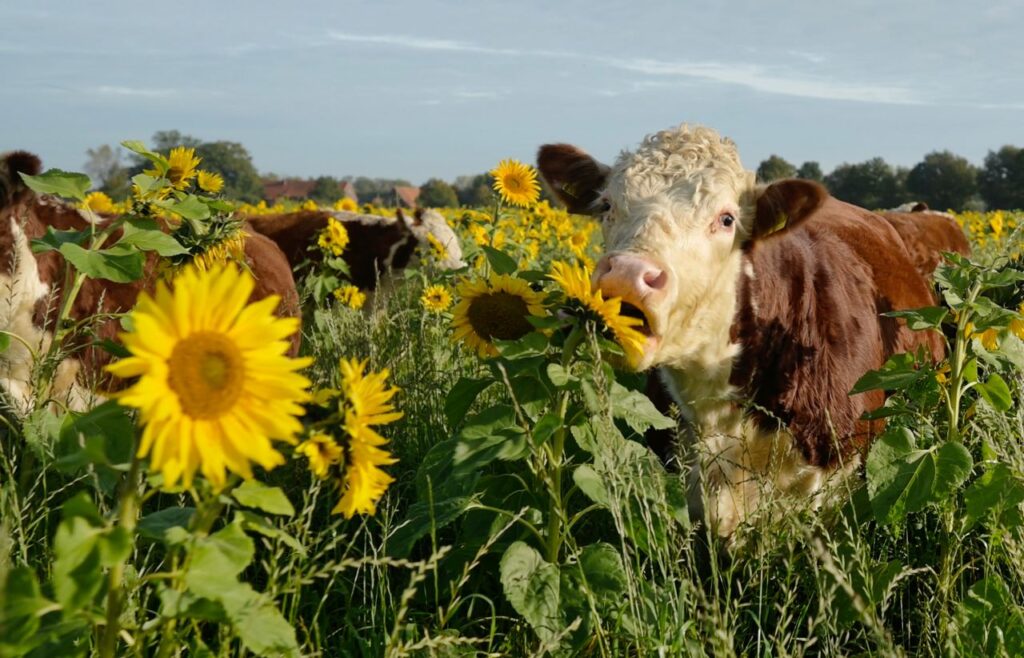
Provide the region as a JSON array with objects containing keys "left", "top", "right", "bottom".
[
  {"left": 334, "top": 197, "right": 358, "bottom": 212},
  {"left": 318, "top": 217, "right": 350, "bottom": 257},
  {"left": 1010, "top": 303, "right": 1024, "bottom": 340},
  {"left": 490, "top": 159, "right": 540, "bottom": 207},
  {"left": 162, "top": 147, "right": 201, "bottom": 190},
  {"left": 965, "top": 322, "right": 1000, "bottom": 351},
  {"left": 451, "top": 273, "right": 547, "bottom": 357},
  {"left": 421, "top": 284, "right": 453, "bottom": 313},
  {"left": 197, "top": 170, "right": 225, "bottom": 194},
  {"left": 334, "top": 284, "right": 366, "bottom": 310},
  {"left": 427, "top": 233, "right": 449, "bottom": 261},
  {"left": 83, "top": 191, "right": 116, "bottom": 215},
  {"left": 301, "top": 199, "right": 319, "bottom": 212},
  {"left": 549, "top": 260, "right": 648, "bottom": 368},
  {"left": 106, "top": 264, "right": 312, "bottom": 489},
  {"left": 297, "top": 432, "right": 343, "bottom": 479},
  {"left": 332, "top": 358, "right": 402, "bottom": 517}
]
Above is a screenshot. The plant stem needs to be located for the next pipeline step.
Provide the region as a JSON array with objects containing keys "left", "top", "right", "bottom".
[
  {"left": 544, "top": 392, "right": 570, "bottom": 564},
  {"left": 945, "top": 280, "right": 982, "bottom": 443},
  {"left": 98, "top": 447, "right": 142, "bottom": 658}
]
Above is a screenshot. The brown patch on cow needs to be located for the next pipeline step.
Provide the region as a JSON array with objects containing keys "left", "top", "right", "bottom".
[
  {"left": 725, "top": 196, "right": 944, "bottom": 469},
  {"left": 244, "top": 210, "right": 417, "bottom": 290},
  {"left": 879, "top": 210, "right": 971, "bottom": 283},
  {"left": 750, "top": 179, "right": 828, "bottom": 242},
  {"left": 537, "top": 144, "right": 610, "bottom": 215}
]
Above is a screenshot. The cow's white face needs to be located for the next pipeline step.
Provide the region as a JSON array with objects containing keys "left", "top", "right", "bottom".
[{"left": 398, "top": 208, "right": 466, "bottom": 271}]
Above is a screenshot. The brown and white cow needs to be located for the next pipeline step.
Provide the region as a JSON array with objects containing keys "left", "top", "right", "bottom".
[
  {"left": 538, "top": 125, "right": 960, "bottom": 536},
  {"left": 243, "top": 207, "right": 465, "bottom": 290},
  {"left": 0, "top": 151, "right": 301, "bottom": 412},
  {"left": 879, "top": 203, "right": 970, "bottom": 284}
]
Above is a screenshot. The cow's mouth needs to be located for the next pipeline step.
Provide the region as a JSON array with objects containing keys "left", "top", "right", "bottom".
[{"left": 619, "top": 301, "right": 654, "bottom": 337}]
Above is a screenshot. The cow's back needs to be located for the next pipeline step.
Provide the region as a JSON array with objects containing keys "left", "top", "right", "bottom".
[{"left": 879, "top": 210, "right": 970, "bottom": 282}]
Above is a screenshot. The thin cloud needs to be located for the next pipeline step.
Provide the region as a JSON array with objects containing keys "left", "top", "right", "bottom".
[
  {"left": 325, "top": 30, "right": 924, "bottom": 106},
  {"left": 90, "top": 85, "right": 180, "bottom": 98}
]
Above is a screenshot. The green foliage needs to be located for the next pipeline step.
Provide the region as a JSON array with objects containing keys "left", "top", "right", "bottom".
[
  {"left": 906, "top": 150, "right": 979, "bottom": 212},
  {"left": 756, "top": 154, "right": 797, "bottom": 182},
  {"left": 419, "top": 177, "right": 460, "bottom": 208},
  {"left": 824, "top": 156, "right": 906, "bottom": 209},
  {"left": 978, "top": 144, "right": 1024, "bottom": 210}
]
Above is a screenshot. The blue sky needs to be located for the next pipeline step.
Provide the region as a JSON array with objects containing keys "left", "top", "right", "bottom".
[{"left": 3, "top": 1, "right": 1022, "bottom": 184}]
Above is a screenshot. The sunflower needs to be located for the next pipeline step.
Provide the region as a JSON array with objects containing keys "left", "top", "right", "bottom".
[
  {"left": 427, "top": 233, "right": 449, "bottom": 261},
  {"left": 296, "top": 431, "right": 343, "bottom": 479},
  {"left": 334, "top": 284, "right": 366, "bottom": 310},
  {"left": 334, "top": 197, "right": 358, "bottom": 212},
  {"left": 83, "top": 191, "right": 116, "bottom": 215},
  {"left": 965, "top": 322, "right": 1000, "bottom": 351},
  {"left": 451, "top": 273, "right": 547, "bottom": 357},
  {"left": 197, "top": 170, "right": 225, "bottom": 194},
  {"left": 333, "top": 358, "right": 401, "bottom": 517},
  {"left": 549, "top": 260, "right": 648, "bottom": 367},
  {"left": 490, "top": 159, "right": 540, "bottom": 207},
  {"left": 318, "top": 217, "right": 350, "bottom": 257},
  {"left": 301, "top": 199, "right": 319, "bottom": 212},
  {"left": 156, "top": 147, "right": 202, "bottom": 190},
  {"left": 421, "top": 284, "right": 453, "bottom": 313},
  {"left": 106, "top": 264, "right": 312, "bottom": 489}
]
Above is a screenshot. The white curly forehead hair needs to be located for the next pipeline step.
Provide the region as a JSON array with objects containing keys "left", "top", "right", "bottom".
[{"left": 604, "top": 125, "right": 755, "bottom": 212}]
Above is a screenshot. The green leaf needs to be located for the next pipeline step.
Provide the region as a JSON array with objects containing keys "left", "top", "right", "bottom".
[
  {"left": 481, "top": 245, "right": 518, "bottom": 275},
  {"left": 19, "top": 169, "right": 91, "bottom": 200},
  {"left": 387, "top": 497, "right": 474, "bottom": 558},
  {"left": 121, "top": 140, "right": 167, "bottom": 169},
  {"left": 232, "top": 480, "right": 295, "bottom": 517},
  {"left": 964, "top": 463, "right": 1024, "bottom": 529},
  {"left": 52, "top": 495, "right": 106, "bottom": 611},
  {"left": 138, "top": 507, "right": 197, "bottom": 542},
  {"left": 573, "top": 465, "right": 610, "bottom": 507},
  {"left": 577, "top": 543, "right": 629, "bottom": 610},
  {"left": 155, "top": 195, "right": 211, "bottom": 222},
  {"left": 234, "top": 511, "right": 305, "bottom": 554},
  {"left": 866, "top": 429, "right": 973, "bottom": 525},
  {"left": 530, "top": 411, "right": 563, "bottom": 447},
  {"left": 185, "top": 521, "right": 255, "bottom": 598},
  {"left": 444, "top": 376, "right": 493, "bottom": 427},
  {"left": 958, "top": 575, "right": 1024, "bottom": 656},
  {"left": 609, "top": 382, "right": 675, "bottom": 434},
  {"left": 228, "top": 593, "right": 300, "bottom": 658},
  {"left": 131, "top": 173, "right": 165, "bottom": 196},
  {"left": 452, "top": 405, "right": 529, "bottom": 477},
  {"left": 500, "top": 541, "right": 562, "bottom": 642},
  {"left": 0, "top": 566, "right": 53, "bottom": 650},
  {"left": 546, "top": 363, "right": 577, "bottom": 388},
  {"left": 976, "top": 373, "right": 1013, "bottom": 412},
  {"left": 883, "top": 306, "right": 948, "bottom": 331},
  {"left": 58, "top": 243, "right": 145, "bottom": 283},
  {"left": 494, "top": 331, "right": 549, "bottom": 359},
  {"left": 851, "top": 353, "right": 926, "bottom": 394},
  {"left": 0, "top": 332, "right": 8, "bottom": 353},
  {"left": 55, "top": 400, "right": 134, "bottom": 476},
  {"left": 120, "top": 220, "right": 189, "bottom": 256},
  {"left": 30, "top": 226, "right": 90, "bottom": 254}
]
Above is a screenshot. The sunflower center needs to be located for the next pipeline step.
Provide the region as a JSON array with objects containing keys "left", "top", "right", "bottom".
[
  {"left": 167, "top": 331, "right": 245, "bottom": 419},
  {"left": 467, "top": 291, "right": 534, "bottom": 341}
]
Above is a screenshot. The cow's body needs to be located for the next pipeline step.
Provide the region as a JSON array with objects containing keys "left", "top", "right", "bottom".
[
  {"left": 244, "top": 207, "right": 464, "bottom": 290},
  {"left": 538, "top": 125, "right": 965, "bottom": 535},
  {"left": 879, "top": 205, "right": 970, "bottom": 283},
  {"left": 0, "top": 151, "right": 300, "bottom": 412}
]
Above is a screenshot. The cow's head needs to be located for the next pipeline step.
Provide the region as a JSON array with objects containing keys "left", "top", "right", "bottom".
[
  {"left": 0, "top": 151, "right": 42, "bottom": 211},
  {"left": 396, "top": 207, "right": 466, "bottom": 270},
  {"left": 539, "top": 124, "right": 825, "bottom": 370}
]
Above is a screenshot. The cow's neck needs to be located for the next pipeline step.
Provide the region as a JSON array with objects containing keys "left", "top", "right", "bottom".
[{"left": 656, "top": 251, "right": 745, "bottom": 432}]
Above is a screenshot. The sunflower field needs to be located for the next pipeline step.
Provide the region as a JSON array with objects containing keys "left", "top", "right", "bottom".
[{"left": 2, "top": 143, "right": 1024, "bottom": 658}]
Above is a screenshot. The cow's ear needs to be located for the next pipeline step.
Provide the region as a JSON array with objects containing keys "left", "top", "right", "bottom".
[
  {"left": 911, "top": 201, "right": 929, "bottom": 212},
  {"left": 1, "top": 151, "right": 42, "bottom": 206},
  {"left": 751, "top": 179, "right": 827, "bottom": 240},
  {"left": 396, "top": 208, "right": 422, "bottom": 235},
  {"left": 537, "top": 144, "right": 609, "bottom": 215}
]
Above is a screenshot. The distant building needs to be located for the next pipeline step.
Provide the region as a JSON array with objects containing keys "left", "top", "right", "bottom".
[
  {"left": 263, "top": 178, "right": 317, "bottom": 203},
  {"left": 340, "top": 180, "right": 358, "bottom": 202},
  {"left": 394, "top": 186, "right": 421, "bottom": 208}
]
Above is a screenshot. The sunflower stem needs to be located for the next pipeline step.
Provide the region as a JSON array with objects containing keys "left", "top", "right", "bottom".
[
  {"left": 98, "top": 444, "right": 142, "bottom": 658},
  {"left": 544, "top": 391, "right": 570, "bottom": 564}
]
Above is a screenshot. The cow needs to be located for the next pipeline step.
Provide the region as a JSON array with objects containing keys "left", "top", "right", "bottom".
[
  {"left": 538, "top": 125, "right": 960, "bottom": 536},
  {"left": 242, "top": 207, "right": 465, "bottom": 291},
  {"left": 0, "top": 151, "right": 301, "bottom": 413},
  {"left": 879, "top": 203, "right": 970, "bottom": 284}
]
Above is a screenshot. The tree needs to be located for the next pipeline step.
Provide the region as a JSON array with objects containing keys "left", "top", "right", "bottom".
[
  {"left": 194, "top": 141, "right": 263, "bottom": 202},
  {"left": 454, "top": 173, "right": 493, "bottom": 207},
  {"left": 83, "top": 144, "right": 131, "bottom": 198},
  {"left": 905, "top": 151, "right": 978, "bottom": 211},
  {"left": 823, "top": 157, "right": 905, "bottom": 209},
  {"left": 978, "top": 145, "right": 1024, "bottom": 210},
  {"left": 756, "top": 155, "right": 796, "bottom": 183},
  {"left": 151, "top": 130, "right": 202, "bottom": 152},
  {"left": 796, "top": 161, "right": 823, "bottom": 182},
  {"left": 419, "top": 178, "right": 459, "bottom": 208},
  {"left": 310, "top": 176, "right": 342, "bottom": 204}
]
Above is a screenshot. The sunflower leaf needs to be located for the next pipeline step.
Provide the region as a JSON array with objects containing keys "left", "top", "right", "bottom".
[
  {"left": 482, "top": 245, "right": 518, "bottom": 275},
  {"left": 19, "top": 169, "right": 91, "bottom": 201},
  {"left": 232, "top": 480, "right": 295, "bottom": 517}
]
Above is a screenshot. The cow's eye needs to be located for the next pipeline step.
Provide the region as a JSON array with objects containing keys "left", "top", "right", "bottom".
[{"left": 719, "top": 213, "right": 736, "bottom": 229}]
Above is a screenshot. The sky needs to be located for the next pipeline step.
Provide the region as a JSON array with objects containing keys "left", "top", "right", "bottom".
[{"left": 2, "top": 1, "right": 1023, "bottom": 185}]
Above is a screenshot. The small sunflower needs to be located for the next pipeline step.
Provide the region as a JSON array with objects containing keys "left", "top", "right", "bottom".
[
  {"left": 549, "top": 260, "right": 648, "bottom": 367},
  {"left": 451, "top": 273, "right": 547, "bottom": 357},
  {"left": 83, "top": 191, "right": 116, "bottom": 215},
  {"left": 490, "top": 159, "right": 540, "bottom": 207},
  {"left": 297, "top": 432, "right": 343, "bottom": 479},
  {"left": 333, "top": 358, "right": 402, "bottom": 517},
  {"left": 421, "top": 284, "right": 453, "bottom": 313},
  {"left": 334, "top": 284, "right": 366, "bottom": 310},
  {"left": 318, "top": 217, "right": 350, "bottom": 257},
  {"left": 965, "top": 322, "right": 1000, "bottom": 351},
  {"left": 159, "top": 147, "right": 201, "bottom": 190},
  {"left": 106, "top": 264, "right": 312, "bottom": 489},
  {"left": 197, "top": 170, "right": 225, "bottom": 194},
  {"left": 301, "top": 199, "right": 319, "bottom": 212},
  {"left": 334, "top": 197, "right": 358, "bottom": 212},
  {"left": 427, "top": 233, "right": 449, "bottom": 261}
]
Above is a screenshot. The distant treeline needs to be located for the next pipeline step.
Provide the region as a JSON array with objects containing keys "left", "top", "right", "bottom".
[{"left": 83, "top": 130, "right": 1024, "bottom": 211}]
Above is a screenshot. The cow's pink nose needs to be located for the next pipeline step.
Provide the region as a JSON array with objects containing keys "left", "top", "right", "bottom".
[{"left": 594, "top": 253, "right": 667, "bottom": 301}]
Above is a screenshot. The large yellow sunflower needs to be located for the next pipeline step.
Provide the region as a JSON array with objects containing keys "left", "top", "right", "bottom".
[
  {"left": 549, "top": 260, "right": 648, "bottom": 367},
  {"left": 106, "top": 264, "right": 312, "bottom": 489},
  {"left": 143, "top": 146, "right": 202, "bottom": 191},
  {"left": 451, "top": 273, "right": 547, "bottom": 357},
  {"left": 333, "top": 358, "right": 402, "bottom": 518},
  {"left": 490, "top": 159, "right": 540, "bottom": 207}
]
